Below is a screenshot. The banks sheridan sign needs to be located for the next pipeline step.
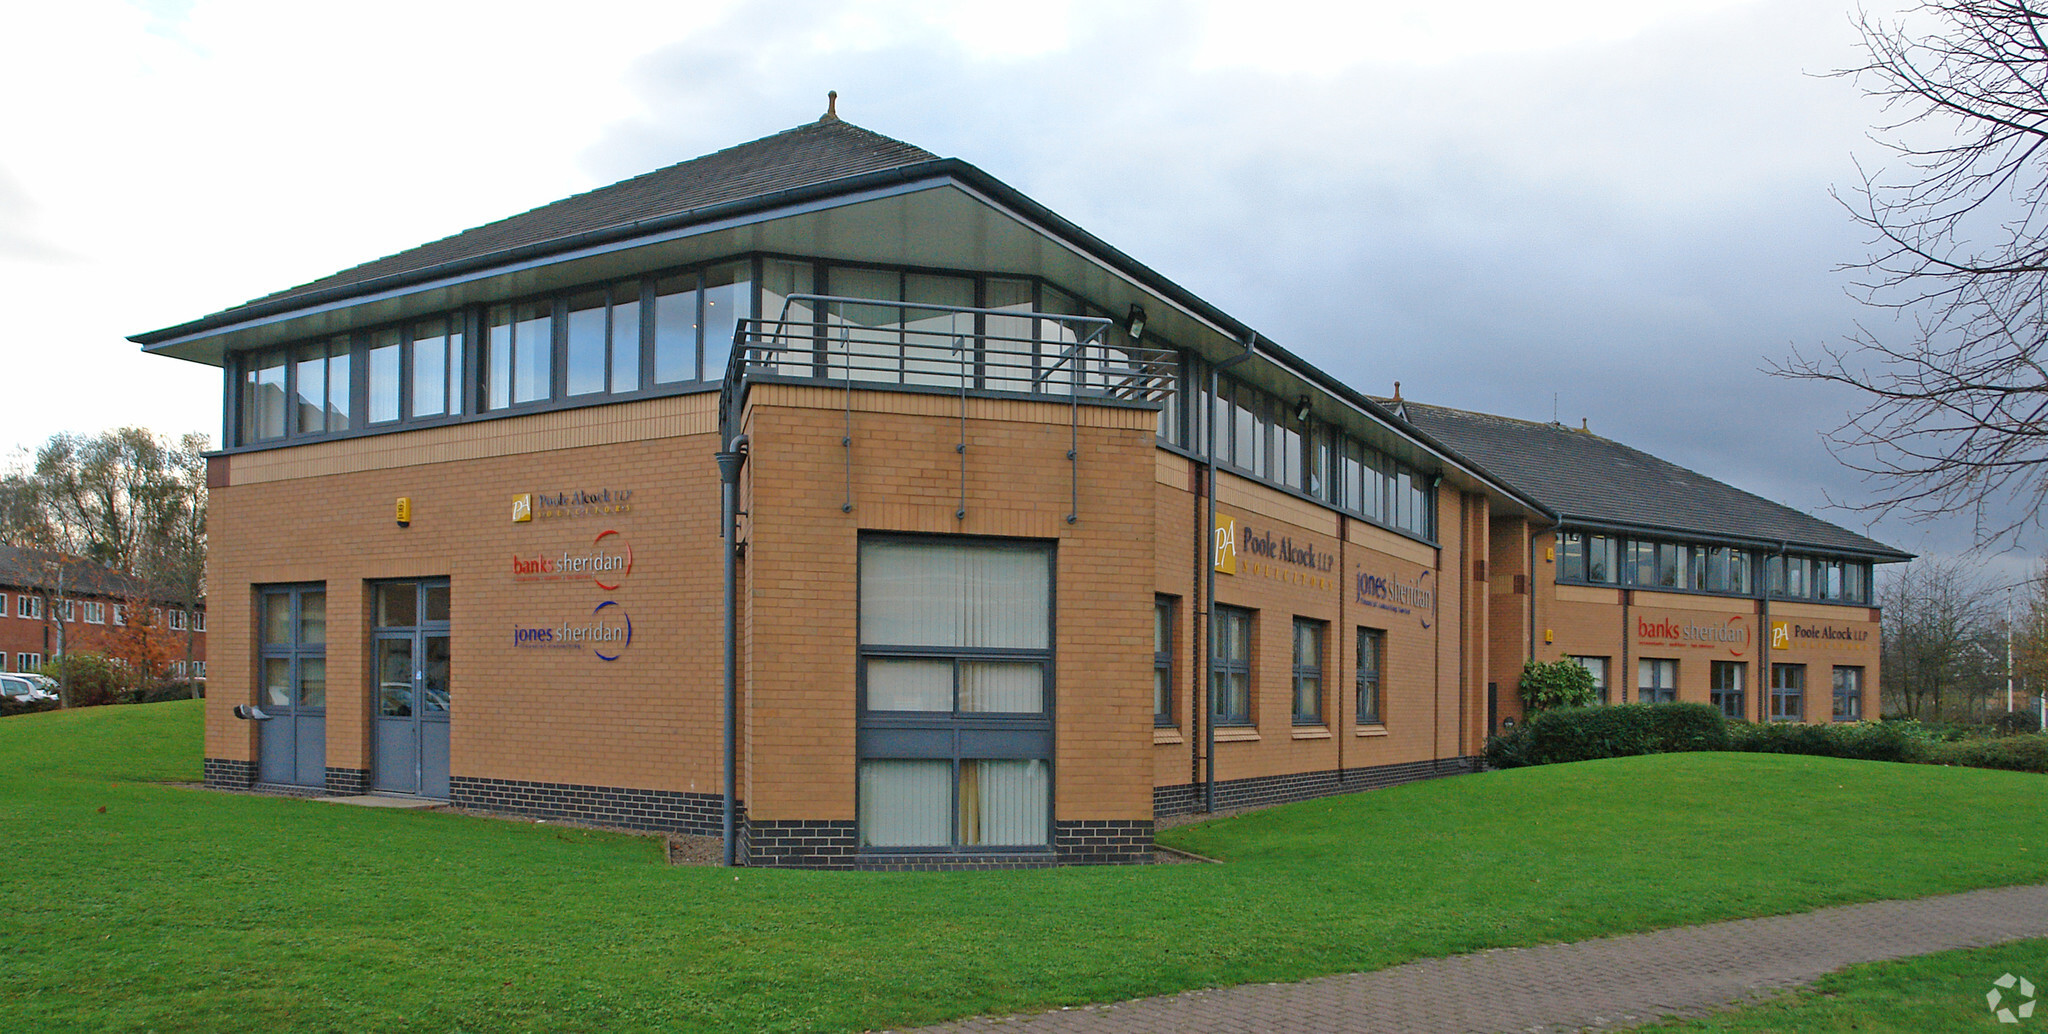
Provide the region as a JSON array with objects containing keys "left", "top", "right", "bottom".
[
  {"left": 512, "top": 529, "right": 634, "bottom": 590},
  {"left": 1357, "top": 569, "right": 1435, "bottom": 628},
  {"left": 1771, "top": 619, "right": 1871, "bottom": 651},
  {"left": 512, "top": 601, "right": 635, "bottom": 661},
  {"left": 512, "top": 487, "right": 634, "bottom": 522},
  {"left": 1637, "top": 614, "right": 1749, "bottom": 657}
]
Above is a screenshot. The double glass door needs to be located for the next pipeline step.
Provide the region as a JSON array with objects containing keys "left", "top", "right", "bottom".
[{"left": 372, "top": 581, "right": 451, "bottom": 797}]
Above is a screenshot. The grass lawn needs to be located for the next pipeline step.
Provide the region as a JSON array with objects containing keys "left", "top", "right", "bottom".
[
  {"left": 4, "top": 702, "right": 2047, "bottom": 1033},
  {"left": 1637, "top": 938, "right": 2048, "bottom": 1032}
]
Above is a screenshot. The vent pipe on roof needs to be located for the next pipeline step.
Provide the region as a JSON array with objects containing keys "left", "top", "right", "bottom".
[{"left": 822, "top": 90, "right": 840, "bottom": 122}]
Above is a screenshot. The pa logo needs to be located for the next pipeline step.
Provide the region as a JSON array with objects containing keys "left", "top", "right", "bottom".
[{"left": 1989, "top": 973, "right": 2037, "bottom": 1024}]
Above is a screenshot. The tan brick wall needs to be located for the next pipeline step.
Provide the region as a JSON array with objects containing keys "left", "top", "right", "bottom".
[
  {"left": 738, "top": 385, "right": 1157, "bottom": 824},
  {"left": 1526, "top": 537, "right": 1883, "bottom": 721},
  {"left": 207, "top": 393, "right": 728, "bottom": 795}
]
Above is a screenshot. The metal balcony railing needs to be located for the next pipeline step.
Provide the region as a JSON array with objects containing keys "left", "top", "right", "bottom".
[{"left": 718, "top": 294, "right": 1179, "bottom": 440}]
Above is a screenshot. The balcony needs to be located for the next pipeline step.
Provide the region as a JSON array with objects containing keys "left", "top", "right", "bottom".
[{"left": 719, "top": 295, "right": 1178, "bottom": 439}]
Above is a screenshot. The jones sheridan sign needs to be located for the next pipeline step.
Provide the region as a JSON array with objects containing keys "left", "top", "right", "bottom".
[
  {"left": 1357, "top": 570, "right": 1434, "bottom": 628},
  {"left": 512, "top": 601, "right": 635, "bottom": 661}
]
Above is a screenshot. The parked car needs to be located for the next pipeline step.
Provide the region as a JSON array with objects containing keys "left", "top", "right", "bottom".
[{"left": 0, "top": 674, "right": 57, "bottom": 703}]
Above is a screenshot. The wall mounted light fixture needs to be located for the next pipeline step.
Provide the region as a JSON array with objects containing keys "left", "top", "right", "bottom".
[{"left": 1126, "top": 304, "right": 1147, "bottom": 342}]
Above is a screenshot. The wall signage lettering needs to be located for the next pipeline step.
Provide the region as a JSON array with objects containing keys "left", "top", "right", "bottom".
[
  {"left": 511, "top": 601, "right": 634, "bottom": 661},
  {"left": 1239, "top": 526, "right": 1336, "bottom": 573},
  {"left": 1636, "top": 614, "right": 1749, "bottom": 657},
  {"left": 513, "top": 487, "right": 634, "bottom": 522},
  {"left": 1772, "top": 620, "right": 1870, "bottom": 650},
  {"left": 511, "top": 529, "right": 634, "bottom": 590},
  {"left": 1357, "top": 569, "right": 1434, "bottom": 628},
  {"left": 1213, "top": 514, "right": 1237, "bottom": 574}
]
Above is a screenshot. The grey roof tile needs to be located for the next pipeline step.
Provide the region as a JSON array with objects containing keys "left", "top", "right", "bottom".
[
  {"left": 1396, "top": 401, "right": 1910, "bottom": 559},
  {"left": 202, "top": 116, "right": 939, "bottom": 325}
]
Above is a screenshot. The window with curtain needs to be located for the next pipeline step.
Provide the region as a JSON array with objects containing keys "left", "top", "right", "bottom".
[
  {"left": 1637, "top": 658, "right": 1677, "bottom": 704},
  {"left": 1357, "top": 628, "right": 1385, "bottom": 724},
  {"left": 1211, "top": 606, "right": 1253, "bottom": 726},
  {"left": 1154, "top": 597, "right": 1175, "bottom": 727},
  {"left": 1292, "top": 618, "right": 1324, "bottom": 725},
  {"left": 857, "top": 536, "right": 1054, "bottom": 852}
]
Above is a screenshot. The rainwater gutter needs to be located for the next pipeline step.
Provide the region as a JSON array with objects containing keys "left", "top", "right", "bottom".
[
  {"left": 715, "top": 435, "right": 750, "bottom": 866},
  {"left": 1203, "top": 334, "right": 1258, "bottom": 814}
]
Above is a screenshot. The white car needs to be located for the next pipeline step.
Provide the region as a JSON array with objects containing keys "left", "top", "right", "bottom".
[{"left": 0, "top": 674, "right": 57, "bottom": 704}]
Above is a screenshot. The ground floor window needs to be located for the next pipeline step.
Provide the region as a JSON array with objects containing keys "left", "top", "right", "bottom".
[
  {"left": 15, "top": 653, "right": 41, "bottom": 671},
  {"left": 1292, "top": 618, "right": 1325, "bottom": 725},
  {"left": 1357, "top": 628, "right": 1384, "bottom": 725},
  {"left": 1211, "top": 606, "right": 1253, "bottom": 726},
  {"left": 1638, "top": 658, "right": 1677, "bottom": 704},
  {"left": 1771, "top": 663, "right": 1805, "bottom": 721},
  {"left": 1832, "top": 666, "right": 1863, "bottom": 722},
  {"left": 1571, "top": 655, "right": 1609, "bottom": 704},
  {"left": 1155, "top": 596, "right": 1175, "bottom": 727},
  {"left": 856, "top": 536, "right": 1053, "bottom": 851},
  {"left": 1711, "top": 661, "right": 1745, "bottom": 719},
  {"left": 257, "top": 584, "right": 328, "bottom": 788}
]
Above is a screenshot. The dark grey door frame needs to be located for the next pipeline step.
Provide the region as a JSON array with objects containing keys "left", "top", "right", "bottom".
[{"left": 370, "top": 580, "right": 451, "bottom": 798}]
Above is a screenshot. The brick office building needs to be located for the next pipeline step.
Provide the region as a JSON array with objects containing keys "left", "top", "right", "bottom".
[
  {"left": 0, "top": 544, "right": 207, "bottom": 680},
  {"left": 133, "top": 106, "right": 1902, "bottom": 868}
]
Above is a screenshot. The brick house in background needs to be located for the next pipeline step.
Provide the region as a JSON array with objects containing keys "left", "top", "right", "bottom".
[{"left": 0, "top": 544, "right": 207, "bottom": 681}]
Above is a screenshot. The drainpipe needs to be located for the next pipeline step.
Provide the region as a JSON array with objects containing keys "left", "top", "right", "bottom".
[
  {"left": 1204, "top": 334, "right": 1258, "bottom": 813},
  {"left": 715, "top": 435, "right": 750, "bottom": 867}
]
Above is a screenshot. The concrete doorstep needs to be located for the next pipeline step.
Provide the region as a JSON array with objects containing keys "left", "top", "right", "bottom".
[
  {"left": 892, "top": 883, "right": 2048, "bottom": 1034},
  {"left": 316, "top": 794, "right": 443, "bottom": 810}
]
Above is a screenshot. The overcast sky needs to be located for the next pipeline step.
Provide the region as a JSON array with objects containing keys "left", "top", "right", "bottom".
[{"left": 2, "top": 0, "right": 2032, "bottom": 578}]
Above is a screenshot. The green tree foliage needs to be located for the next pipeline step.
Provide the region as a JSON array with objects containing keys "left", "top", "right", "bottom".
[
  {"left": 1879, "top": 558, "right": 2006, "bottom": 720},
  {"left": 1517, "top": 658, "right": 1598, "bottom": 713}
]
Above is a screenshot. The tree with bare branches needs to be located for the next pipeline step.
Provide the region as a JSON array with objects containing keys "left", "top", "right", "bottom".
[{"left": 1779, "top": 1, "right": 2048, "bottom": 543}]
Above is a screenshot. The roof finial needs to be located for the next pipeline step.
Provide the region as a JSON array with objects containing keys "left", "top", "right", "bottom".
[
  {"left": 1580, "top": 417, "right": 1589, "bottom": 433},
  {"left": 823, "top": 90, "right": 839, "bottom": 122},
  {"left": 1392, "top": 380, "right": 1401, "bottom": 402}
]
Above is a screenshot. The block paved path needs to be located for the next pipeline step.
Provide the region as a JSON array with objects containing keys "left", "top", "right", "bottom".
[{"left": 891, "top": 883, "right": 2048, "bottom": 1034}]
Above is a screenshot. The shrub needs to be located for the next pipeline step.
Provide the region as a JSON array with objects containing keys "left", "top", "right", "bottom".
[
  {"left": 1518, "top": 659, "right": 1598, "bottom": 713},
  {"left": 1516, "top": 703, "right": 1728, "bottom": 766},
  {"left": 1726, "top": 720, "right": 1922, "bottom": 763},
  {"left": 1925, "top": 735, "right": 2048, "bottom": 773},
  {"left": 38, "top": 653, "right": 127, "bottom": 708},
  {"left": 1483, "top": 726, "right": 1533, "bottom": 769},
  {"left": 0, "top": 697, "right": 60, "bottom": 718},
  {"left": 1992, "top": 711, "right": 2043, "bottom": 736}
]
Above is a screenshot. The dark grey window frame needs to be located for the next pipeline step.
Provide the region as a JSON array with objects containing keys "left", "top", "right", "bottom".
[
  {"left": 1357, "top": 627, "right": 1385, "bottom": 726},
  {"left": 1638, "top": 657, "right": 1678, "bottom": 705},
  {"left": 257, "top": 583, "right": 326, "bottom": 716},
  {"left": 1832, "top": 665, "right": 1864, "bottom": 722},
  {"left": 1154, "top": 595, "right": 1176, "bottom": 728},
  {"left": 1293, "top": 616, "right": 1326, "bottom": 726},
  {"left": 1211, "top": 605, "right": 1253, "bottom": 727},
  {"left": 1711, "top": 660, "right": 1746, "bottom": 719},
  {"left": 1770, "top": 663, "right": 1805, "bottom": 722},
  {"left": 854, "top": 533, "right": 1057, "bottom": 857}
]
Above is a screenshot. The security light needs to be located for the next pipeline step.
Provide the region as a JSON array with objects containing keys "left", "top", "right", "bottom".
[
  {"left": 1294, "top": 395, "right": 1312, "bottom": 423},
  {"left": 1126, "top": 304, "right": 1147, "bottom": 342}
]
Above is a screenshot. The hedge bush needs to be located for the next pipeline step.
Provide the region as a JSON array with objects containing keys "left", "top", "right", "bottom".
[
  {"left": 1924, "top": 735, "right": 2048, "bottom": 773},
  {"left": 0, "top": 697, "right": 60, "bottom": 718},
  {"left": 1484, "top": 703, "right": 1727, "bottom": 768},
  {"left": 1725, "top": 720, "right": 1921, "bottom": 763},
  {"left": 1517, "top": 658, "right": 1599, "bottom": 712}
]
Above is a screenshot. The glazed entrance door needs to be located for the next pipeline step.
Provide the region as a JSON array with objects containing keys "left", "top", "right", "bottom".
[
  {"left": 256, "top": 586, "right": 325, "bottom": 788},
  {"left": 370, "top": 581, "right": 450, "bottom": 797}
]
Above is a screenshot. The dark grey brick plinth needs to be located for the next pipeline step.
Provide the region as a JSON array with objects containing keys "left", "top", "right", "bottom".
[
  {"left": 1154, "top": 756, "right": 1478, "bottom": 817},
  {"left": 743, "top": 819, "right": 858, "bottom": 869},
  {"left": 324, "top": 767, "right": 368, "bottom": 795},
  {"left": 203, "top": 757, "right": 257, "bottom": 790},
  {"left": 1055, "top": 819, "right": 1154, "bottom": 865},
  {"left": 449, "top": 775, "right": 729, "bottom": 835}
]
